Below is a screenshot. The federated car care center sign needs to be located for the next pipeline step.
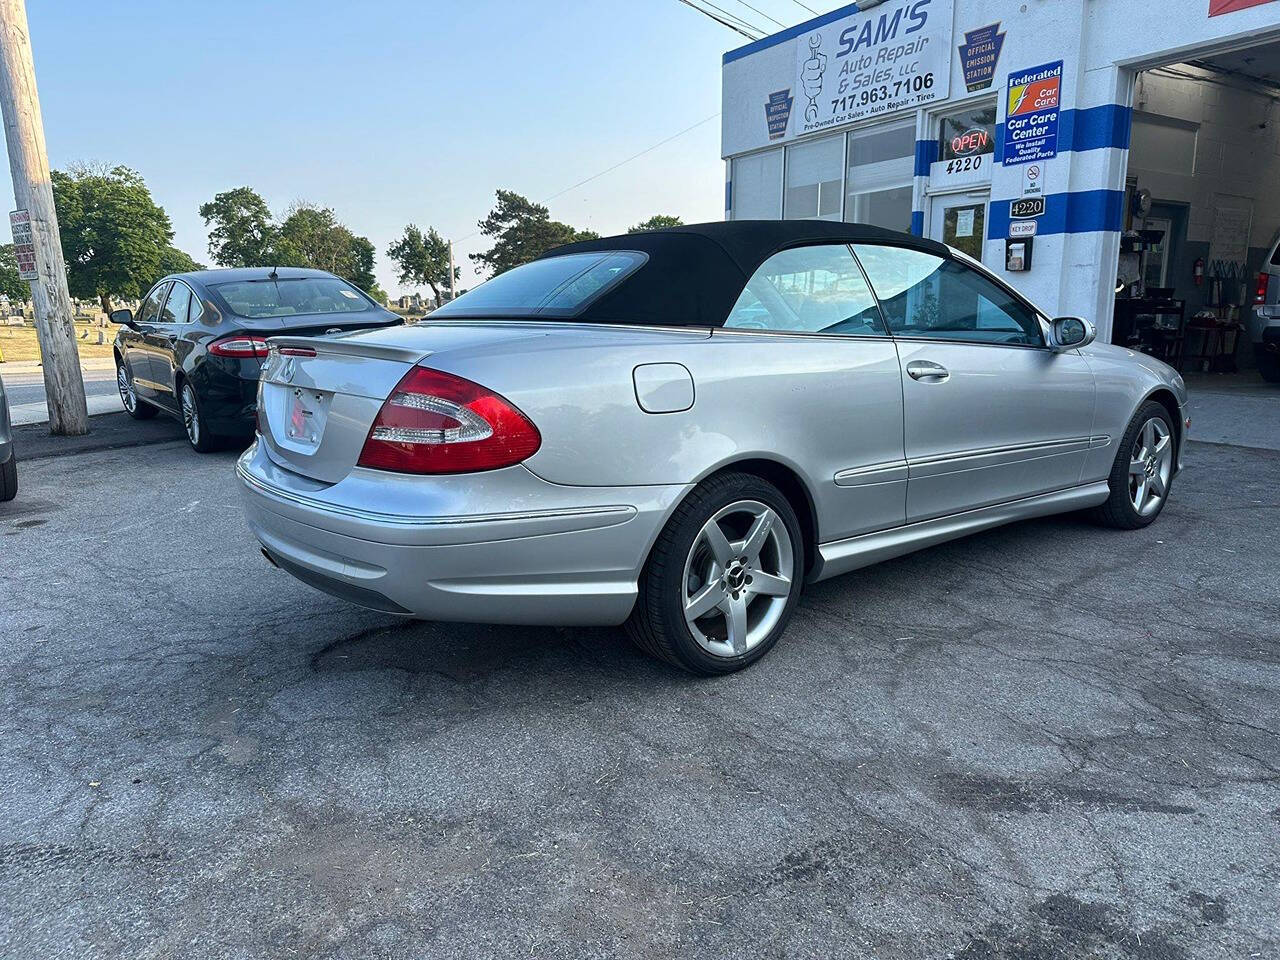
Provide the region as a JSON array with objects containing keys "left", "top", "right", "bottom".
[
  {"left": 1003, "top": 61, "right": 1062, "bottom": 166},
  {"left": 791, "top": 0, "right": 953, "bottom": 138}
]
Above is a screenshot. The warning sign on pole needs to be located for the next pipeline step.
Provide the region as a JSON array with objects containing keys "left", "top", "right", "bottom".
[{"left": 9, "top": 209, "right": 37, "bottom": 279}]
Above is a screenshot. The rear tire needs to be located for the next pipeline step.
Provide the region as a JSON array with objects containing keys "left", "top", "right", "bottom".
[
  {"left": 117, "top": 361, "right": 156, "bottom": 420},
  {"left": 0, "top": 452, "right": 16, "bottom": 502},
  {"left": 180, "top": 380, "right": 219, "bottom": 453},
  {"left": 626, "top": 472, "right": 804, "bottom": 675},
  {"left": 1256, "top": 346, "right": 1280, "bottom": 384},
  {"left": 1091, "top": 401, "right": 1176, "bottom": 530}
]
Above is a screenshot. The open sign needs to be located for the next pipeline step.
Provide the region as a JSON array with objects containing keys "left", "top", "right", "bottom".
[{"left": 950, "top": 128, "right": 991, "bottom": 156}]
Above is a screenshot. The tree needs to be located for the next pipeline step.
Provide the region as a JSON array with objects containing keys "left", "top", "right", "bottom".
[
  {"left": 199, "top": 187, "right": 278, "bottom": 267},
  {"left": 52, "top": 164, "right": 191, "bottom": 314},
  {"left": 0, "top": 244, "right": 29, "bottom": 304},
  {"left": 471, "top": 190, "right": 597, "bottom": 277},
  {"left": 628, "top": 215, "right": 683, "bottom": 233},
  {"left": 159, "top": 244, "right": 202, "bottom": 276},
  {"left": 387, "top": 224, "right": 458, "bottom": 303},
  {"left": 270, "top": 203, "right": 381, "bottom": 295}
]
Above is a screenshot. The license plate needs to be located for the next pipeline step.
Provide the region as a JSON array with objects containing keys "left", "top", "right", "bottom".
[{"left": 285, "top": 387, "right": 329, "bottom": 447}]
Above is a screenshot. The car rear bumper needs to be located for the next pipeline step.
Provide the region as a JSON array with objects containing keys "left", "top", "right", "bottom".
[{"left": 236, "top": 441, "right": 687, "bottom": 625}]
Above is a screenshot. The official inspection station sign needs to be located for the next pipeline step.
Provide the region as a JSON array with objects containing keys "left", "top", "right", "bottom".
[
  {"left": 791, "top": 0, "right": 953, "bottom": 138},
  {"left": 9, "top": 209, "right": 37, "bottom": 280},
  {"left": 1003, "top": 61, "right": 1062, "bottom": 166}
]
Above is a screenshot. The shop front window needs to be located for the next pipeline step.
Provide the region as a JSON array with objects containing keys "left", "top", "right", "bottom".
[
  {"left": 844, "top": 120, "right": 915, "bottom": 233},
  {"left": 784, "top": 135, "right": 844, "bottom": 221},
  {"left": 937, "top": 104, "right": 996, "bottom": 176},
  {"left": 731, "top": 149, "right": 783, "bottom": 220}
]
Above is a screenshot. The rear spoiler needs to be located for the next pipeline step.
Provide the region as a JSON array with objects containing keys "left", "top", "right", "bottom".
[{"left": 265, "top": 335, "right": 431, "bottom": 365}]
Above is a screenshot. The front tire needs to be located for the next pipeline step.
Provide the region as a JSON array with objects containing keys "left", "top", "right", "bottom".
[
  {"left": 1091, "top": 401, "right": 1176, "bottom": 529},
  {"left": 117, "top": 361, "right": 156, "bottom": 420},
  {"left": 627, "top": 472, "right": 804, "bottom": 675},
  {"left": 180, "top": 380, "right": 218, "bottom": 453}
]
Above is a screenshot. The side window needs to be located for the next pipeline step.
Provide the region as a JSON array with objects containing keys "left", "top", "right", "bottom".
[
  {"left": 187, "top": 289, "right": 204, "bottom": 324},
  {"left": 159, "top": 282, "right": 192, "bottom": 324},
  {"left": 852, "top": 245, "right": 1043, "bottom": 346},
  {"left": 136, "top": 282, "right": 170, "bottom": 325},
  {"left": 724, "top": 244, "right": 886, "bottom": 337}
]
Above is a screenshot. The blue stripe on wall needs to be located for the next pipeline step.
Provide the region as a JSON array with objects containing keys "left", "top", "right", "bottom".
[
  {"left": 910, "top": 211, "right": 924, "bottom": 236},
  {"left": 987, "top": 189, "right": 1126, "bottom": 238},
  {"left": 995, "top": 104, "right": 1133, "bottom": 158},
  {"left": 913, "top": 140, "right": 939, "bottom": 178},
  {"left": 723, "top": 1, "right": 860, "bottom": 64}
]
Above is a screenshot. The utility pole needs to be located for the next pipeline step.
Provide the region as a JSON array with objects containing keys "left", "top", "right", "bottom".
[
  {"left": 448, "top": 240, "right": 456, "bottom": 302},
  {"left": 0, "top": 0, "right": 86, "bottom": 435}
]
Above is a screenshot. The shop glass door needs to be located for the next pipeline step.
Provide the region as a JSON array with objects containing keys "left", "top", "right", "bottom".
[{"left": 930, "top": 192, "right": 989, "bottom": 262}]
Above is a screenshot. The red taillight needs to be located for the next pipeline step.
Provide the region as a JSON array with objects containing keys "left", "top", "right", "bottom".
[
  {"left": 279, "top": 346, "right": 317, "bottom": 357},
  {"left": 356, "top": 367, "right": 541, "bottom": 474},
  {"left": 1256, "top": 273, "right": 1270, "bottom": 305},
  {"left": 209, "top": 335, "right": 269, "bottom": 358}
]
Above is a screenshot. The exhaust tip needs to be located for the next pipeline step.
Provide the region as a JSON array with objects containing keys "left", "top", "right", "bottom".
[{"left": 260, "top": 548, "right": 279, "bottom": 569}]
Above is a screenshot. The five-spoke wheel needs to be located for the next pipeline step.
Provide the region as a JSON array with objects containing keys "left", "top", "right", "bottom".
[
  {"left": 1094, "top": 400, "right": 1177, "bottom": 529},
  {"left": 627, "top": 472, "right": 804, "bottom": 675},
  {"left": 682, "top": 500, "right": 794, "bottom": 658}
]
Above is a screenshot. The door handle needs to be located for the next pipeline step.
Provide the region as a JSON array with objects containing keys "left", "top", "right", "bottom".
[{"left": 906, "top": 360, "right": 949, "bottom": 382}]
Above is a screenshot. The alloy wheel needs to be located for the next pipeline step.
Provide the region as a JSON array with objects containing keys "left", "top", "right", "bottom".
[
  {"left": 117, "top": 365, "right": 136, "bottom": 413},
  {"left": 1129, "top": 417, "right": 1173, "bottom": 517},
  {"left": 182, "top": 384, "right": 200, "bottom": 446},
  {"left": 681, "top": 499, "right": 795, "bottom": 658}
]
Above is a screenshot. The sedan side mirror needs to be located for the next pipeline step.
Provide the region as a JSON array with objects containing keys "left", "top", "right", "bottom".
[
  {"left": 109, "top": 308, "right": 136, "bottom": 328},
  {"left": 1050, "top": 316, "right": 1096, "bottom": 352}
]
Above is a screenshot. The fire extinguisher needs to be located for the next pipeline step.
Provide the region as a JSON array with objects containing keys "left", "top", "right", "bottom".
[{"left": 1193, "top": 258, "right": 1205, "bottom": 287}]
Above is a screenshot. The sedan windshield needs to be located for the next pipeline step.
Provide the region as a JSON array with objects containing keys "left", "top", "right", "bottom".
[
  {"left": 432, "top": 251, "right": 647, "bottom": 319},
  {"left": 213, "top": 277, "right": 372, "bottom": 318}
]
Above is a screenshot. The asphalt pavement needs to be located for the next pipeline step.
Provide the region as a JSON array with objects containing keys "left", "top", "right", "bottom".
[{"left": 0, "top": 425, "right": 1277, "bottom": 959}]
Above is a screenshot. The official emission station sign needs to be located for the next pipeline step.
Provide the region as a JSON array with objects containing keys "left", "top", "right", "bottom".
[{"left": 9, "top": 209, "right": 37, "bottom": 280}]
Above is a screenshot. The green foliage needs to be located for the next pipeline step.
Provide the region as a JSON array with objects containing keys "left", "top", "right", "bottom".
[
  {"left": 52, "top": 164, "right": 195, "bottom": 311},
  {"left": 0, "top": 244, "right": 29, "bottom": 303},
  {"left": 271, "top": 204, "right": 379, "bottom": 292},
  {"left": 471, "top": 190, "right": 598, "bottom": 277},
  {"left": 627, "top": 214, "right": 683, "bottom": 233},
  {"left": 386, "top": 224, "right": 459, "bottom": 301},
  {"left": 159, "top": 245, "right": 203, "bottom": 275},
  {"left": 198, "top": 187, "right": 278, "bottom": 267}
]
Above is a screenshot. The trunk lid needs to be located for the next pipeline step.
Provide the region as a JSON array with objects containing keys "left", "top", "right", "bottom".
[{"left": 255, "top": 321, "right": 563, "bottom": 483}]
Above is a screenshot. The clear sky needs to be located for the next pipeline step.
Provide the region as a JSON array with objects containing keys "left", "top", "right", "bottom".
[{"left": 5, "top": 0, "right": 841, "bottom": 295}]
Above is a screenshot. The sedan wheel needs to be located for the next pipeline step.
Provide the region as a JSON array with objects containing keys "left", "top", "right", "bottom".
[
  {"left": 116, "top": 362, "right": 155, "bottom": 420},
  {"left": 682, "top": 500, "right": 794, "bottom": 658},
  {"left": 627, "top": 472, "right": 804, "bottom": 675},
  {"left": 180, "top": 382, "right": 217, "bottom": 453},
  {"left": 1128, "top": 416, "right": 1173, "bottom": 518},
  {"left": 1093, "top": 400, "right": 1176, "bottom": 530}
]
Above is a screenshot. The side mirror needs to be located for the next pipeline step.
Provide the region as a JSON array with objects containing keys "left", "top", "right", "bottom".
[
  {"left": 109, "top": 308, "right": 135, "bottom": 327},
  {"left": 1051, "top": 316, "right": 1095, "bottom": 352}
]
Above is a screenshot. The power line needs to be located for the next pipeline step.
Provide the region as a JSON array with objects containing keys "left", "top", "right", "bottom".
[
  {"left": 730, "top": 0, "right": 789, "bottom": 30},
  {"left": 540, "top": 112, "right": 721, "bottom": 203},
  {"left": 674, "top": 0, "right": 762, "bottom": 40},
  {"left": 698, "top": 0, "right": 768, "bottom": 35},
  {"left": 788, "top": 0, "right": 819, "bottom": 14},
  {"left": 451, "top": 112, "right": 722, "bottom": 245}
]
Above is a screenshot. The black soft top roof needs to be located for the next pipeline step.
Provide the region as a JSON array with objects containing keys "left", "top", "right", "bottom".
[{"left": 541, "top": 220, "right": 950, "bottom": 327}]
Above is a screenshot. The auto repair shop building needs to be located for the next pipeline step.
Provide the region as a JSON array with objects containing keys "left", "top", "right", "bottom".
[{"left": 721, "top": 0, "right": 1280, "bottom": 365}]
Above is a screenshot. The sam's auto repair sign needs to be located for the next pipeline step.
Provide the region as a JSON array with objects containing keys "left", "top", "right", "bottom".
[
  {"left": 1003, "top": 61, "right": 1062, "bottom": 166},
  {"left": 790, "top": 0, "right": 953, "bottom": 138},
  {"left": 1210, "top": 0, "right": 1278, "bottom": 15}
]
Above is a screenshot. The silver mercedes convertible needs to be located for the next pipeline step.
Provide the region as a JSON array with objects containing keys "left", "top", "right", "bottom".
[{"left": 238, "top": 221, "right": 1188, "bottom": 674}]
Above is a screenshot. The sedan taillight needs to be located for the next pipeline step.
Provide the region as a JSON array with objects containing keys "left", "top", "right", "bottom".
[
  {"left": 209, "top": 335, "right": 270, "bottom": 358},
  {"left": 357, "top": 367, "right": 541, "bottom": 475}
]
